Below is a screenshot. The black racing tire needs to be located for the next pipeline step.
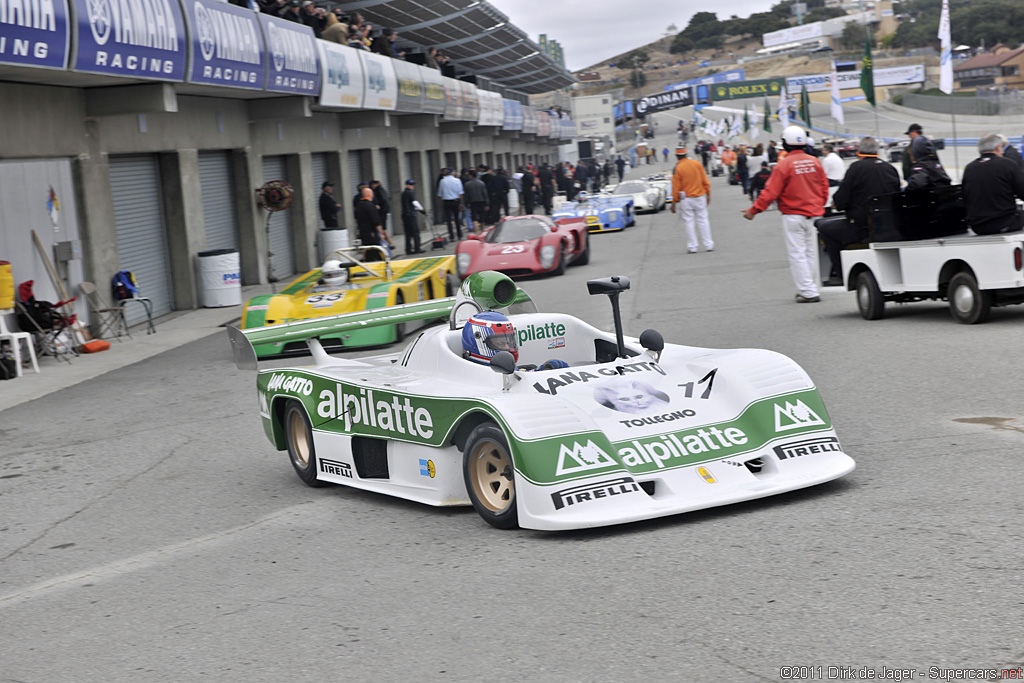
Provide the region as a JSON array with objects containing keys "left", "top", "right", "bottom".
[
  {"left": 627, "top": 208, "right": 636, "bottom": 227},
  {"left": 462, "top": 422, "right": 518, "bottom": 529},
  {"left": 856, "top": 270, "right": 885, "bottom": 320},
  {"left": 445, "top": 273, "right": 456, "bottom": 297},
  {"left": 947, "top": 272, "right": 991, "bottom": 324},
  {"left": 394, "top": 291, "right": 406, "bottom": 342},
  {"left": 574, "top": 236, "right": 590, "bottom": 266},
  {"left": 284, "top": 400, "right": 324, "bottom": 487},
  {"left": 553, "top": 244, "right": 567, "bottom": 276}
]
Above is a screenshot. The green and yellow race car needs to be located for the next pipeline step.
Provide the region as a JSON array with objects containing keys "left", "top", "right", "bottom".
[{"left": 241, "top": 247, "right": 456, "bottom": 357}]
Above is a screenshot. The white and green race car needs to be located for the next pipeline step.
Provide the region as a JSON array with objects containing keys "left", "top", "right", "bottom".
[{"left": 228, "top": 272, "right": 854, "bottom": 531}]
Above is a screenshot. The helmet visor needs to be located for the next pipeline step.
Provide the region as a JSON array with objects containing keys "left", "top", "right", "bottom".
[{"left": 483, "top": 332, "right": 518, "bottom": 354}]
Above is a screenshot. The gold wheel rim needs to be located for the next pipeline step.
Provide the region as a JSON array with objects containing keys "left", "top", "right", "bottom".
[
  {"left": 470, "top": 439, "right": 514, "bottom": 513},
  {"left": 289, "top": 410, "right": 311, "bottom": 467}
]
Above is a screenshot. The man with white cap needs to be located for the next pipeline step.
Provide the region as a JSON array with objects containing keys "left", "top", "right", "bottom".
[
  {"left": 742, "top": 126, "right": 829, "bottom": 303},
  {"left": 669, "top": 146, "right": 714, "bottom": 253}
]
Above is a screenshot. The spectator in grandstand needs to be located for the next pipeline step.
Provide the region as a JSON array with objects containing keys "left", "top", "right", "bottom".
[
  {"left": 321, "top": 11, "right": 348, "bottom": 44},
  {"left": 371, "top": 28, "right": 406, "bottom": 60},
  {"left": 425, "top": 47, "right": 440, "bottom": 69},
  {"left": 437, "top": 52, "right": 455, "bottom": 78},
  {"left": 279, "top": 0, "right": 302, "bottom": 23},
  {"left": 300, "top": 1, "right": 327, "bottom": 37}
]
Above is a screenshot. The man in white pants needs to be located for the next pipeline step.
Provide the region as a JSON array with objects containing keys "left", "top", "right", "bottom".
[
  {"left": 669, "top": 146, "right": 714, "bottom": 253},
  {"left": 741, "top": 126, "right": 829, "bottom": 303}
]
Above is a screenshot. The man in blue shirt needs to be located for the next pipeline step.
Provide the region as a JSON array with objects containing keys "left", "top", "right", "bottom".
[{"left": 437, "top": 168, "right": 464, "bottom": 240}]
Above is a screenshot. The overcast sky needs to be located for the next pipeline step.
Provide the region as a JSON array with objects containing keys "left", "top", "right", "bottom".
[{"left": 490, "top": 0, "right": 772, "bottom": 71}]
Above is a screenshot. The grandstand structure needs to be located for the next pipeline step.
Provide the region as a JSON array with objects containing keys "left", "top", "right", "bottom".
[
  {"left": 336, "top": 0, "right": 574, "bottom": 94},
  {"left": 0, "top": 0, "right": 576, "bottom": 329}
]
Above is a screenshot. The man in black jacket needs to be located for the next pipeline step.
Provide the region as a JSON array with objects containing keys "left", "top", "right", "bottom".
[
  {"left": 962, "top": 133, "right": 1024, "bottom": 235},
  {"left": 520, "top": 166, "right": 536, "bottom": 215},
  {"left": 370, "top": 179, "right": 391, "bottom": 239},
  {"left": 463, "top": 170, "right": 489, "bottom": 233},
  {"left": 489, "top": 168, "right": 510, "bottom": 222},
  {"left": 318, "top": 181, "right": 340, "bottom": 228},
  {"left": 537, "top": 164, "right": 556, "bottom": 215},
  {"left": 904, "top": 137, "right": 951, "bottom": 191},
  {"left": 822, "top": 137, "right": 901, "bottom": 284},
  {"left": 400, "top": 179, "right": 423, "bottom": 254},
  {"left": 355, "top": 187, "right": 390, "bottom": 260}
]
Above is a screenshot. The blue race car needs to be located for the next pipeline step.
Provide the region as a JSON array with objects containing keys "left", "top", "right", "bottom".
[{"left": 554, "top": 192, "right": 635, "bottom": 233}]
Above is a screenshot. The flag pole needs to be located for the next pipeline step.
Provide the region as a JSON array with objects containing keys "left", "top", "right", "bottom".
[
  {"left": 949, "top": 97, "right": 960, "bottom": 181},
  {"left": 938, "top": 0, "right": 959, "bottom": 181}
]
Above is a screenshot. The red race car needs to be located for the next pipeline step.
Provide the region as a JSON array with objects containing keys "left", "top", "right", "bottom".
[{"left": 455, "top": 214, "right": 590, "bottom": 279}]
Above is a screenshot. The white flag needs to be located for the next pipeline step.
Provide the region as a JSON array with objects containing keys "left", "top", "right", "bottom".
[
  {"left": 938, "top": 0, "right": 953, "bottom": 94},
  {"left": 777, "top": 84, "right": 790, "bottom": 128},
  {"left": 750, "top": 111, "right": 761, "bottom": 139},
  {"left": 830, "top": 60, "right": 845, "bottom": 125}
]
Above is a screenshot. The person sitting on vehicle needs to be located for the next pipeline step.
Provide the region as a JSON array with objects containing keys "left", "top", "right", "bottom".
[
  {"left": 461, "top": 311, "right": 566, "bottom": 370},
  {"left": 903, "top": 136, "right": 951, "bottom": 192},
  {"left": 313, "top": 259, "right": 351, "bottom": 291},
  {"left": 824, "top": 137, "right": 901, "bottom": 284},
  {"left": 749, "top": 161, "right": 772, "bottom": 202},
  {"left": 962, "top": 133, "right": 1024, "bottom": 235}
]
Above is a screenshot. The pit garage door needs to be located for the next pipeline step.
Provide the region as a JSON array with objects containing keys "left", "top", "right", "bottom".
[
  {"left": 108, "top": 154, "right": 174, "bottom": 325},
  {"left": 311, "top": 152, "right": 328, "bottom": 228},
  {"left": 198, "top": 151, "right": 238, "bottom": 251},
  {"left": 261, "top": 155, "right": 295, "bottom": 279}
]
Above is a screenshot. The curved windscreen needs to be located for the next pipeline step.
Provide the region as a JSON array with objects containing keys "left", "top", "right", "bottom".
[
  {"left": 614, "top": 182, "right": 649, "bottom": 194},
  {"left": 486, "top": 218, "right": 554, "bottom": 243}
]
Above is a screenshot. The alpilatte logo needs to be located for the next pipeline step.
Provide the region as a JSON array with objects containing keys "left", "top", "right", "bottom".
[{"left": 517, "top": 322, "right": 566, "bottom": 346}]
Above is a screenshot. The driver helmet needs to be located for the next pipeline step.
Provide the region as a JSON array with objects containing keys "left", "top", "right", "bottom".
[
  {"left": 576, "top": 191, "right": 589, "bottom": 202},
  {"left": 321, "top": 259, "right": 349, "bottom": 287},
  {"left": 462, "top": 311, "right": 518, "bottom": 365}
]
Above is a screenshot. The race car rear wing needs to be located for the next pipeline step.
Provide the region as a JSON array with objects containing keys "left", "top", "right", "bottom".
[{"left": 227, "top": 271, "right": 535, "bottom": 370}]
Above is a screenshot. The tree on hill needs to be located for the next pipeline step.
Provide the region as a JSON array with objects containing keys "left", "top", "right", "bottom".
[{"left": 893, "top": 0, "right": 1024, "bottom": 49}]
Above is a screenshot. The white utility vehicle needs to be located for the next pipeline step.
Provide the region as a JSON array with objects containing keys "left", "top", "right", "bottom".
[{"left": 841, "top": 231, "right": 1024, "bottom": 324}]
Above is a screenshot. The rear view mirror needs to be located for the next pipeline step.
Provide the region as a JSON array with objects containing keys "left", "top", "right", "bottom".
[{"left": 490, "top": 351, "right": 517, "bottom": 375}]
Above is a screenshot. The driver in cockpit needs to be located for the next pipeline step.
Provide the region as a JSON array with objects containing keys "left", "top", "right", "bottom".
[
  {"left": 312, "top": 259, "right": 352, "bottom": 292},
  {"left": 461, "top": 311, "right": 567, "bottom": 371}
]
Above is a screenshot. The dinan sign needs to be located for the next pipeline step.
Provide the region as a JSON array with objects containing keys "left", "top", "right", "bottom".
[{"left": 635, "top": 85, "right": 693, "bottom": 115}]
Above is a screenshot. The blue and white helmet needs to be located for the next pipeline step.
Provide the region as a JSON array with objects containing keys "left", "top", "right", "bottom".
[{"left": 462, "top": 311, "right": 519, "bottom": 365}]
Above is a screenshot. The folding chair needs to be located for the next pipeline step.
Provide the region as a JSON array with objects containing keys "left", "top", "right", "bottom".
[
  {"left": 111, "top": 271, "right": 156, "bottom": 335},
  {"left": 78, "top": 281, "right": 125, "bottom": 341},
  {"left": 0, "top": 309, "right": 40, "bottom": 377},
  {"left": 16, "top": 281, "right": 78, "bottom": 364}
]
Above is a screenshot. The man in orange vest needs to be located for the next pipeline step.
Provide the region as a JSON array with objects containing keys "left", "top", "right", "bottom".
[{"left": 669, "top": 147, "right": 714, "bottom": 253}]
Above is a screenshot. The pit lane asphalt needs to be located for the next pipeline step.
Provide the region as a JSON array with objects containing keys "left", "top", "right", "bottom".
[{"left": 2, "top": 142, "right": 1022, "bottom": 682}]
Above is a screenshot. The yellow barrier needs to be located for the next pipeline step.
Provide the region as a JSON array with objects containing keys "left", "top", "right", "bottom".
[{"left": 0, "top": 261, "right": 13, "bottom": 310}]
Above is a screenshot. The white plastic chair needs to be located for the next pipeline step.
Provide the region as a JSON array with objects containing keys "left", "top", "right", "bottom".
[{"left": 0, "top": 309, "right": 40, "bottom": 377}]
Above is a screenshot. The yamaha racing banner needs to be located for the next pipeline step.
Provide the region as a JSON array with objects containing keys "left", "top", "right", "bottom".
[
  {"left": 393, "top": 58, "right": 423, "bottom": 113},
  {"left": 71, "top": 0, "right": 187, "bottom": 80},
  {"left": 420, "top": 64, "right": 445, "bottom": 115},
  {"left": 257, "top": 13, "right": 317, "bottom": 95},
  {"left": 502, "top": 98, "right": 523, "bottom": 131},
  {"left": 183, "top": 0, "right": 263, "bottom": 90},
  {"left": 0, "top": 0, "right": 71, "bottom": 69},
  {"left": 635, "top": 85, "right": 693, "bottom": 116}
]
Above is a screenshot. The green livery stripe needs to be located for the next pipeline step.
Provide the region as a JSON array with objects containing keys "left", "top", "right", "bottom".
[
  {"left": 242, "top": 294, "right": 275, "bottom": 327},
  {"left": 281, "top": 270, "right": 321, "bottom": 295}
]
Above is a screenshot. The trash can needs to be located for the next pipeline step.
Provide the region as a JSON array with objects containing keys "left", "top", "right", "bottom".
[
  {"left": 320, "top": 228, "right": 350, "bottom": 261},
  {"left": 197, "top": 249, "right": 241, "bottom": 307},
  {"left": 0, "top": 261, "right": 13, "bottom": 310}
]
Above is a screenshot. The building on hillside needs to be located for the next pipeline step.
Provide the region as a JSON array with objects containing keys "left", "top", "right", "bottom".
[
  {"left": 758, "top": 0, "right": 897, "bottom": 55},
  {"left": 570, "top": 93, "right": 617, "bottom": 141},
  {"left": 954, "top": 44, "right": 1024, "bottom": 90}
]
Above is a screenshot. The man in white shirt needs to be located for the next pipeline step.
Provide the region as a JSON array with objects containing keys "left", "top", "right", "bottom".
[
  {"left": 437, "top": 168, "right": 464, "bottom": 240},
  {"left": 821, "top": 143, "right": 847, "bottom": 188}
]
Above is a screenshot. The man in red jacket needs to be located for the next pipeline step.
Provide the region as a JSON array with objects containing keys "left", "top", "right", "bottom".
[{"left": 741, "top": 126, "right": 829, "bottom": 303}]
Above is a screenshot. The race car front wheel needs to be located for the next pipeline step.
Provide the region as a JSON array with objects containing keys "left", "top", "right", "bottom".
[
  {"left": 284, "top": 400, "right": 325, "bottom": 487},
  {"left": 463, "top": 422, "right": 518, "bottom": 529},
  {"left": 394, "top": 291, "right": 406, "bottom": 342},
  {"left": 947, "top": 272, "right": 991, "bottom": 324}
]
